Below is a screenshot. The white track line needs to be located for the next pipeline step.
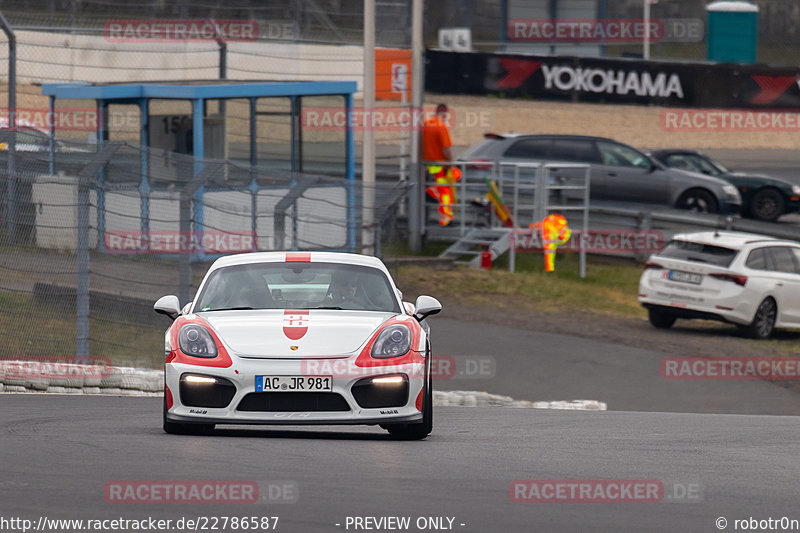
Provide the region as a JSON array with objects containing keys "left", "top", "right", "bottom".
[
  {"left": 1, "top": 362, "right": 607, "bottom": 410},
  {"left": 434, "top": 391, "right": 607, "bottom": 410}
]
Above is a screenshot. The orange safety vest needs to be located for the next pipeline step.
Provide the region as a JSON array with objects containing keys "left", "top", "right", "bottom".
[
  {"left": 425, "top": 165, "right": 462, "bottom": 226},
  {"left": 530, "top": 214, "right": 571, "bottom": 272}
]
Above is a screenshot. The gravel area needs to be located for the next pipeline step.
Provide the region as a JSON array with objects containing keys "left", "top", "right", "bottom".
[{"left": 442, "top": 94, "right": 800, "bottom": 151}]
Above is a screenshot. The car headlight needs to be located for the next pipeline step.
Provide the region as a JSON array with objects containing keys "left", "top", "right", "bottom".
[
  {"left": 178, "top": 324, "right": 218, "bottom": 358},
  {"left": 371, "top": 324, "right": 412, "bottom": 358},
  {"left": 792, "top": 185, "right": 800, "bottom": 196},
  {"left": 722, "top": 185, "right": 740, "bottom": 200}
]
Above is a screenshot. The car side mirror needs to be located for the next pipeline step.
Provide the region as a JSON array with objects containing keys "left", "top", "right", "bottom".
[
  {"left": 154, "top": 295, "right": 181, "bottom": 321},
  {"left": 414, "top": 295, "right": 442, "bottom": 322}
]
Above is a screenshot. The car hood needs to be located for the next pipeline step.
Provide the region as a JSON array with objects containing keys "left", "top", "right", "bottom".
[
  {"left": 666, "top": 168, "right": 739, "bottom": 189},
  {"left": 721, "top": 172, "right": 793, "bottom": 189},
  {"left": 198, "top": 309, "right": 396, "bottom": 358}
]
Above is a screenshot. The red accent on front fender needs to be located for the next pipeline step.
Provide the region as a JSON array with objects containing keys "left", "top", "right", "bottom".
[
  {"left": 415, "top": 388, "right": 423, "bottom": 411},
  {"left": 354, "top": 316, "right": 424, "bottom": 368},
  {"left": 166, "top": 315, "right": 233, "bottom": 368},
  {"left": 166, "top": 385, "right": 173, "bottom": 410}
]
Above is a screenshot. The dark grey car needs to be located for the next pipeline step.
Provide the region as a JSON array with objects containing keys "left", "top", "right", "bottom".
[{"left": 458, "top": 134, "right": 742, "bottom": 214}]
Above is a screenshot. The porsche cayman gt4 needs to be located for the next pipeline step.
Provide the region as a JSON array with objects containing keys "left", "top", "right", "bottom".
[{"left": 155, "top": 251, "right": 442, "bottom": 440}]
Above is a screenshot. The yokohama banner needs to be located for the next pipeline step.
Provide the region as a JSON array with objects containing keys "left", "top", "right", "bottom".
[{"left": 425, "top": 50, "right": 800, "bottom": 108}]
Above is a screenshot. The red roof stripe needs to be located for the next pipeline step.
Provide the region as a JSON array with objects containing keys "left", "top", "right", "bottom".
[{"left": 286, "top": 252, "right": 311, "bottom": 262}]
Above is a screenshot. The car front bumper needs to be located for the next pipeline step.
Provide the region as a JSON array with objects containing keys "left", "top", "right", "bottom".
[
  {"left": 719, "top": 201, "right": 742, "bottom": 215},
  {"left": 165, "top": 356, "right": 425, "bottom": 426},
  {"left": 785, "top": 197, "right": 800, "bottom": 215}
]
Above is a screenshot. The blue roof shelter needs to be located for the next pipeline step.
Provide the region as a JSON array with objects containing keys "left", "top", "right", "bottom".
[{"left": 41, "top": 80, "right": 359, "bottom": 251}]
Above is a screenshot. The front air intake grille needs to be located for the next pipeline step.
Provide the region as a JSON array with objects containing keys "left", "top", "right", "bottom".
[
  {"left": 351, "top": 375, "right": 409, "bottom": 408},
  {"left": 179, "top": 374, "right": 236, "bottom": 408},
  {"left": 237, "top": 392, "right": 351, "bottom": 412}
]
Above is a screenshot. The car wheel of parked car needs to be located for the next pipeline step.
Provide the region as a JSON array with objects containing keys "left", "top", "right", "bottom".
[
  {"left": 678, "top": 189, "right": 718, "bottom": 214},
  {"left": 648, "top": 308, "right": 677, "bottom": 329},
  {"left": 744, "top": 298, "right": 777, "bottom": 339},
  {"left": 749, "top": 188, "right": 785, "bottom": 222}
]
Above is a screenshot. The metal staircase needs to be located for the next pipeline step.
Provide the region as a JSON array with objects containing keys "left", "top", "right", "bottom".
[{"left": 438, "top": 227, "right": 514, "bottom": 267}]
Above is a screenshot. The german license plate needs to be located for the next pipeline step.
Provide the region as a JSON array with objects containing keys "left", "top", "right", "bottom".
[
  {"left": 255, "top": 375, "right": 332, "bottom": 392},
  {"left": 667, "top": 270, "right": 702, "bottom": 285}
]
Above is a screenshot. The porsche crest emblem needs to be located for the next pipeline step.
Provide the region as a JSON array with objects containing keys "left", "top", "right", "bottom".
[{"left": 290, "top": 345, "right": 299, "bottom": 351}]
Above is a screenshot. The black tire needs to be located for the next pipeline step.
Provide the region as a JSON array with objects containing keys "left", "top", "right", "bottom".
[
  {"left": 648, "top": 308, "right": 677, "bottom": 329},
  {"left": 744, "top": 298, "right": 777, "bottom": 339},
  {"left": 678, "top": 189, "right": 719, "bottom": 214},
  {"left": 749, "top": 188, "right": 785, "bottom": 222},
  {"left": 387, "top": 349, "right": 433, "bottom": 441},
  {"left": 163, "top": 390, "right": 214, "bottom": 435}
]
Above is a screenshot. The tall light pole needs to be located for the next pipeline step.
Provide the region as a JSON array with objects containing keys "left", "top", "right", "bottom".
[
  {"left": 362, "top": 0, "right": 376, "bottom": 254},
  {"left": 408, "top": 0, "right": 424, "bottom": 252},
  {"left": 0, "top": 11, "right": 16, "bottom": 239},
  {"left": 643, "top": 0, "right": 657, "bottom": 60}
]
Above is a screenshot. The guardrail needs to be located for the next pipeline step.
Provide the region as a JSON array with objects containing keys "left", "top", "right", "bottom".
[
  {"left": 422, "top": 160, "right": 800, "bottom": 261},
  {"left": 591, "top": 205, "right": 800, "bottom": 243},
  {"left": 422, "top": 159, "right": 590, "bottom": 233}
]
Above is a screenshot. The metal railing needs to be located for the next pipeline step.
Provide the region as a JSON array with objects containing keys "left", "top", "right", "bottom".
[
  {"left": 423, "top": 159, "right": 591, "bottom": 276},
  {"left": 424, "top": 160, "right": 800, "bottom": 241},
  {"left": 501, "top": 162, "right": 590, "bottom": 276}
]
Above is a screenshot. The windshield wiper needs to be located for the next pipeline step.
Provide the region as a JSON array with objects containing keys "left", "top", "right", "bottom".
[
  {"left": 313, "top": 306, "right": 343, "bottom": 310},
  {"left": 685, "top": 256, "right": 711, "bottom": 264},
  {"left": 202, "top": 306, "right": 254, "bottom": 312}
]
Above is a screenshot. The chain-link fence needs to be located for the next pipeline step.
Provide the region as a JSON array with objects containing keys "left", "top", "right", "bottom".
[
  {"left": 0, "top": 135, "right": 408, "bottom": 369},
  {"left": 1, "top": 0, "right": 800, "bottom": 93}
]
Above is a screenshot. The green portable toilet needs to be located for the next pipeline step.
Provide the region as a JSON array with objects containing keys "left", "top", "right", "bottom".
[{"left": 707, "top": 1, "right": 759, "bottom": 64}]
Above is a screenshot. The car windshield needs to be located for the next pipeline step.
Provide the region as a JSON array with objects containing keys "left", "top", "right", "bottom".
[
  {"left": 597, "top": 141, "right": 652, "bottom": 169},
  {"left": 666, "top": 154, "right": 726, "bottom": 176},
  {"left": 194, "top": 262, "right": 400, "bottom": 313},
  {"left": 658, "top": 240, "right": 739, "bottom": 267}
]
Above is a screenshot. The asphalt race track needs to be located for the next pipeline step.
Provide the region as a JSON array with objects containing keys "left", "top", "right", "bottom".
[
  {"left": 1, "top": 395, "right": 798, "bottom": 533},
  {"left": 3, "top": 149, "right": 800, "bottom": 533},
  {"left": 432, "top": 319, "right": 800, "bottom": 415}
]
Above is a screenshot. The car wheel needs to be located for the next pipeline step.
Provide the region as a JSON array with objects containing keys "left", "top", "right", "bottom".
[
  {"left": 749, "top": 188, "right": 785, "bottom": 222},
  {"left": 744, "top": 298, "right": 777, "bottom": 339},
  {"left": 387, "top": 347, "right": 433, "bottom": 441},
  {"left": 678, "top": 189, "right": 718, "bottom": 214},
  {"left": 163, "top": 390, "right": 214, "bottom": 435},
  {"left": 648, "top": 308, "right": 677, "bottom": 329}
]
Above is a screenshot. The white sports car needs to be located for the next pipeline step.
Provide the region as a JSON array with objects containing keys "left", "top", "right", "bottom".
[{"left": 154, "top": 251, "right": 442, "bottom": 440}]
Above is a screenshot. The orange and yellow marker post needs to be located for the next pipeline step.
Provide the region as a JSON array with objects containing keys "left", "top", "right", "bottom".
[{"left": 530, "top": 214, "right": 571, "bottom": 272}]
